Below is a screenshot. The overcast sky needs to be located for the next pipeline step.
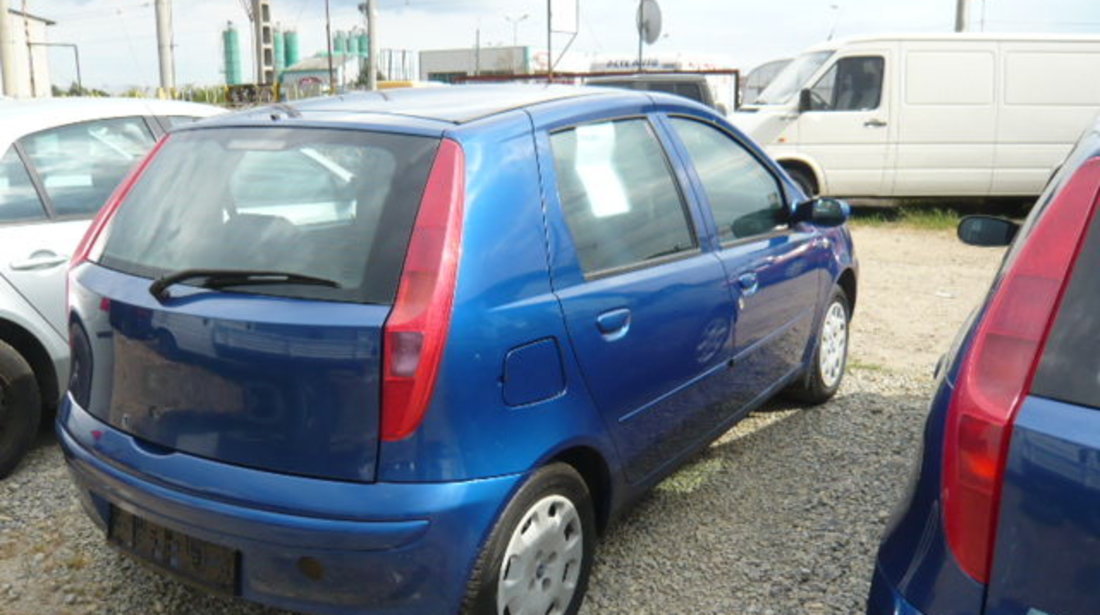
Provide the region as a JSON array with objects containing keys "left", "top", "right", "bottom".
[{"left": 22, "top": 0, "right": 1100, "bottom": 91}]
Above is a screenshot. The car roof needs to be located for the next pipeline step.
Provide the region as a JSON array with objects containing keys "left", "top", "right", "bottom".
[
  {"left": 0, "top": 97, "right": 224, "bottom": 146},
  {"left": 250, "top": 84, "right": 650, "bottom": 126}
]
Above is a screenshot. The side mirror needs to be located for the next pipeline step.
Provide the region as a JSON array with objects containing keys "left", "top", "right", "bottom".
[
  {"left": 957, "top": 215, "right": 1019, "bottom": 247},
  {"left": 792, "top": 197, "right": 850, "bottom": 227},
  {"left": 798, "top": 88, "right": 813, "bottom": 113}
]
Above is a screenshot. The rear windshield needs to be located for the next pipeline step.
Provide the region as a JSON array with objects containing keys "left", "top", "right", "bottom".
[{"left": 98, "top": 127, "right": 440, "bottom": 304}]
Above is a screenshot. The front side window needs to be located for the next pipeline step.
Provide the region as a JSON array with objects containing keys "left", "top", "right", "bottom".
[
  {"left": 754, "top": 50, "right": 833, "bottom": 105},
  {"left": 550, "top": 119, "right": 696, "bottom": 275},
  {"left": 19, "top": 117, "right": 155, "bottom": 217},
  {"left": 670, "top": 118, "right": 786, "bottom": 242},
  {"left": 0, "top": 147, "right": 47, "bottom": 223},
  {"left": 807, "top": 56, "right": 885, "bottom": 111}
]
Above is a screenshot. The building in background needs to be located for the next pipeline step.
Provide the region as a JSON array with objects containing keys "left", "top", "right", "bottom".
[
  {"left": 419, "top": 46, "right": 587, "bottom": 83},
  {"left": 0, "top": 9, "right": 54, "bottom": 98}
]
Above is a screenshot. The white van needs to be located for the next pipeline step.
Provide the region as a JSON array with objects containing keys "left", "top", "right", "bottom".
[{"left": 734, "top": 34, "right": 1100, "bottom": 198}]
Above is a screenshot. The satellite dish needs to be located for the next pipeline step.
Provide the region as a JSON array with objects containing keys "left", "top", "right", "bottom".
[{"left": 636, "top": 0, "right": 662, "bottom": 46}]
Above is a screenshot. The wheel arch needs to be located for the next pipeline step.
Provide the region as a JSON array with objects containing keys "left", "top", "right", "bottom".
[
  {"left": 0, "top": 317, "right": 60, "bottom": 412},
  {"left": 837, "top": 268, "right": 857, "bottom": 317},
  {"left": 550, "top": 446, "right": 614, "bottom": 535},
  {"left": 777, "top": 156, "right": 825, "bottom": 196}
]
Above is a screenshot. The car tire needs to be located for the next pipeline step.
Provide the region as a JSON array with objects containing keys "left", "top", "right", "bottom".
[
  {"left": 461, "top": 462, "right": 596, "bottom": 615},
  {"left": 786, "top": 286, "right": 850, "bottom": 405},
  {"left": 0, "top": 340, "right": 42, "bottom": 479},
  {"left": 786, "top": 166, "right": 817, "bottom": 198}
]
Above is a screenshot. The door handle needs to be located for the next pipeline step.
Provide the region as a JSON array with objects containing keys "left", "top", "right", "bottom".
[
  {"left": 10, "top": 251, "right": 69, "bottom": 271},
  {"left": 596, "top": 308, "right": 631, "bottom": 340},
  {"left": 737, "top": 273, "right": 759, "bottom": 297},
  {"left": 864, "top": 119, "right": 887, "bottom": 128}
]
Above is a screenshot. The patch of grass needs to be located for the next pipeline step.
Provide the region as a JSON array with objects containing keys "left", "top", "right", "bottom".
[
  {"left": 851, "top": 205, "right": 962, "bottom": 231},
  {"left": 847, "top": 360, "right": 888, "bottom": 373}
]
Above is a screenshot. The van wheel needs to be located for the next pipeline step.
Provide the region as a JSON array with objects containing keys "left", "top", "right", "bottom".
[
  {"left": 462, "top": 463, "right": 596, "bottom": 615},
  {"left": 0, "top": 340, "right": 42, "bottom": 479},
  {"left": 786, "top": 287, "right": 849, "bottom": 405},
  {"left": 786, "top": 166, "right": 817, "bottom": 198}
]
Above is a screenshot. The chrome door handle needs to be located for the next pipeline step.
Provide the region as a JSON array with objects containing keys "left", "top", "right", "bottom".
[
  {"left": 864, "top": 119, "right": 887, "bottom": 128},
  {"left": 10, "top": 251, "right": 68, "bottom": 271}
]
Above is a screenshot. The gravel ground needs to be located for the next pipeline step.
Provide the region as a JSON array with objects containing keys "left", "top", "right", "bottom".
[{"left": 0, "top": 225, "right": 1005, "bottom": 615}]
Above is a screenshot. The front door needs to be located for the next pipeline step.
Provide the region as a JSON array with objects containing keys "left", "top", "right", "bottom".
[
  {"left": 665, "top": 116, "right": 825, "bottom": 405},
  {"left": 796, "top": 50, "right": 894, "bottom": 196},
  {"left": 541, "top": 117, "right": 735, "bottom": 483}
]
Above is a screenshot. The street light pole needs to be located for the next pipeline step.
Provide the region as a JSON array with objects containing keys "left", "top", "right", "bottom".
[{"left": 505, "top": 13, "right": 529, "bottom": 47}]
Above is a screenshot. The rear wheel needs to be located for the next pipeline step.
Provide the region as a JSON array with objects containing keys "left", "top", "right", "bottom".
[
  {"left": 462, "top": 463, "right": 596, "bottom": 615},
  {"left": 0, "top": 340, "right": 42, "bottom": 479},
  {"left": 786, "top": 287, "right": 850, "bottom": 404}
]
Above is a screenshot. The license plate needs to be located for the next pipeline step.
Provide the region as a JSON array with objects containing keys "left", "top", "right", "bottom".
[{"left": 108, "top": 507, "right": 239, "bottom": 595}]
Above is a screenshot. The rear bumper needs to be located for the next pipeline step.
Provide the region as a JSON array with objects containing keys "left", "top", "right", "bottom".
[
  {"left": 867, "top": 565, "right": 925, "bottom": 615},
  {"left": 57, "top": 395, "right": 522, "bottom": 615}
]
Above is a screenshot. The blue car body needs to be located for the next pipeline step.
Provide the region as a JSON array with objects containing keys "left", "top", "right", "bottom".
[
  {"left": 58, "top": 86, "right": 856, "bottom": 614},
  {"left": 869, "top": 120, "right": 1100, "bottom": 615}
]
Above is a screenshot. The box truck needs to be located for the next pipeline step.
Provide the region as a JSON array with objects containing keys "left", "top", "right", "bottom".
[{"left": 734, "top": 34, "right": 1100, "bottom": 198}]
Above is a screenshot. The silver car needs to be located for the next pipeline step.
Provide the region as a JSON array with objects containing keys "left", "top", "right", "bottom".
[{"left": 0, "top": 97, "right": 223, "bottom": 477}]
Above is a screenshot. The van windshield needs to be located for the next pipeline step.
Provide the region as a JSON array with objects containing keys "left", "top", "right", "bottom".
[
  {"left": 97, "top": 127, "right": 440, "bottom": 304},
  {"left": 753, "top": 50, "right": 834, "bottom": 105}
]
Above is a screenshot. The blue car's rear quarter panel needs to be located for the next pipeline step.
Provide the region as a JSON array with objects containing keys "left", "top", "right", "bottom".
[
  {"left": 376, "top": 109, "right": 621, "bottom": 485},
  {"left": 985, "top": 396, "right": 1100, "bottom": 615}
]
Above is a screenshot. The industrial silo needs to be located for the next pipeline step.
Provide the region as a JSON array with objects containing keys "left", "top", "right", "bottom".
[
  {"left": 273, "top": 28, "right": 285, "bottom": 73},
  {"left": 347, "top": 31, "right": 360, "bottom": 57},
  {"left": 284, "top": 30, "right": 300, "bottom": 68},
  {"left": 357, "top": 32, "right": 369, "bottom": 57},
  {"left": 223, "top": 22, "right": 243, "bottom": 85},
  {"left": 333, "top": 31, "right": 347, "bottom": 56}
]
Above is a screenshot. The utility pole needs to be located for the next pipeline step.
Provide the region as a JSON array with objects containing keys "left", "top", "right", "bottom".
[
  {"left": 955, "top": 0, "right": 970, "bottom": 32},
  {"left": 366, "top": 0, "right": 377, "bottom": 91},
  {"left": 324, "top": 0, "right": 335, "bottom": 92},
  {"left": 0, "top": 0, "right": 16, "bottom": 97},
  {"left": 154, "top": 0, "right": 175, "bottom": 90}
]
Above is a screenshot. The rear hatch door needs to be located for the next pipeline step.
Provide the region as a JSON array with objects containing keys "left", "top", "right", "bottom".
[{"left": 69, "top": 125, "right": 440, "bottom": 482}]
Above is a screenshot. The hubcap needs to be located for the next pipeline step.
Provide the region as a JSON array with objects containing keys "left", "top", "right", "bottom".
[
  {"left": 818, "top": 301, "right": 848, "bottom": 389},
  {"left": 497, "top": 495, "right": 584, "bottom": 615}
]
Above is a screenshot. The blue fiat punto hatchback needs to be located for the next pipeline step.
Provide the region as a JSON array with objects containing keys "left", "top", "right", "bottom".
[{"left": 59, "top": 85, "right": 856, "bottom": 615}]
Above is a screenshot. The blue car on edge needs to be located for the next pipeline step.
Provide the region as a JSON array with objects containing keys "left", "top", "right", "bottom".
[
  {"left": 869, "top": 118, "right": 1100, "bottom": 615},
  {"left": 59, "top": 85, "right": 857, "bottom": 615}
]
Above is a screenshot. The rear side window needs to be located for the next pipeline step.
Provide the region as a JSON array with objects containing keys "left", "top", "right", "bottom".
[
  {"left": 670, "top": 118, "right": 785, "bottom": 241},
  {"left": 1033, "top": 185, "right": 1100, "bottom": 409},
  {"left": 550, "top": 119, "right": 696, "bottom": 276},
  {"left": 99, "top": 128, "right": 440, "bottom": 304},
  {"left": 0, "top": 147, "right": 46, "bottom": 223},
  {"left": 19, "top": 117, "right": 155, "bottom": 217}
]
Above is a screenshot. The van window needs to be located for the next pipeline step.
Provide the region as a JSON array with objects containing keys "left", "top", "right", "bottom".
[
  {"left": 808, "top": 56, "right": 884, "bottom": 111},
  {"left": 19, "top": 117, "right": 155, "bottom": 217},
  {"left": 670, "top": 118, "right": 785, "bottom": 242},
  {"left": 550, "top": 119, "right": 696, "bottom": 275},
  {"left": 98, "top": 128, "right": 440, "bottom": 304},
  {"left": 0, "top": 147, "right": 46, "bottom": 223}
]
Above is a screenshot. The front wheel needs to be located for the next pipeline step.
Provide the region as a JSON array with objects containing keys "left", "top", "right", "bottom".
[
  {"left": 786, "top": 287, "right": 850, "bottom": 404},
  {"left": 462, "top": 463, "right": 596, "bottom": 615}
]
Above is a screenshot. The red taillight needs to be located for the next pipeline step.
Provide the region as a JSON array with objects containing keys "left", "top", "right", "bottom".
[
  {"left": 71, "top": 135, "right": 171, "bottom": 269},
  {"left": 943, "top": 158, "right": 1100, "bottom": 583},
  {"left": 381, "top": 139, "right": 465, "bottom": 441}
]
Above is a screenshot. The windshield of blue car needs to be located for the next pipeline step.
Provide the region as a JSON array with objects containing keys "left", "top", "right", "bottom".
[{"left": 753, "top": 50, "right": 834, "bottom": 105}]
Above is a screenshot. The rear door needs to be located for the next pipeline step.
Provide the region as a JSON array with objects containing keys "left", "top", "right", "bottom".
[
  {"left": 0, "top": 116, "right": 156, "bottom": 336},
  {"left": 664, "top": 116, "right": 823, "bottom": 402},
  {"left": 538, "top": 115, "right": 736, "bottom": 483},
  {"left": 69, "top": 126, "right": 440, "bottom": 482},
  {"left": 986, "top": 157, "right": 1100, "bottom": 615}
]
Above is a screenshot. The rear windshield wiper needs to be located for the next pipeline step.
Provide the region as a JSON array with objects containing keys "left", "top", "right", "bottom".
[{"left": 149, "top": 269, "right": 341, "bottom": 302}]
